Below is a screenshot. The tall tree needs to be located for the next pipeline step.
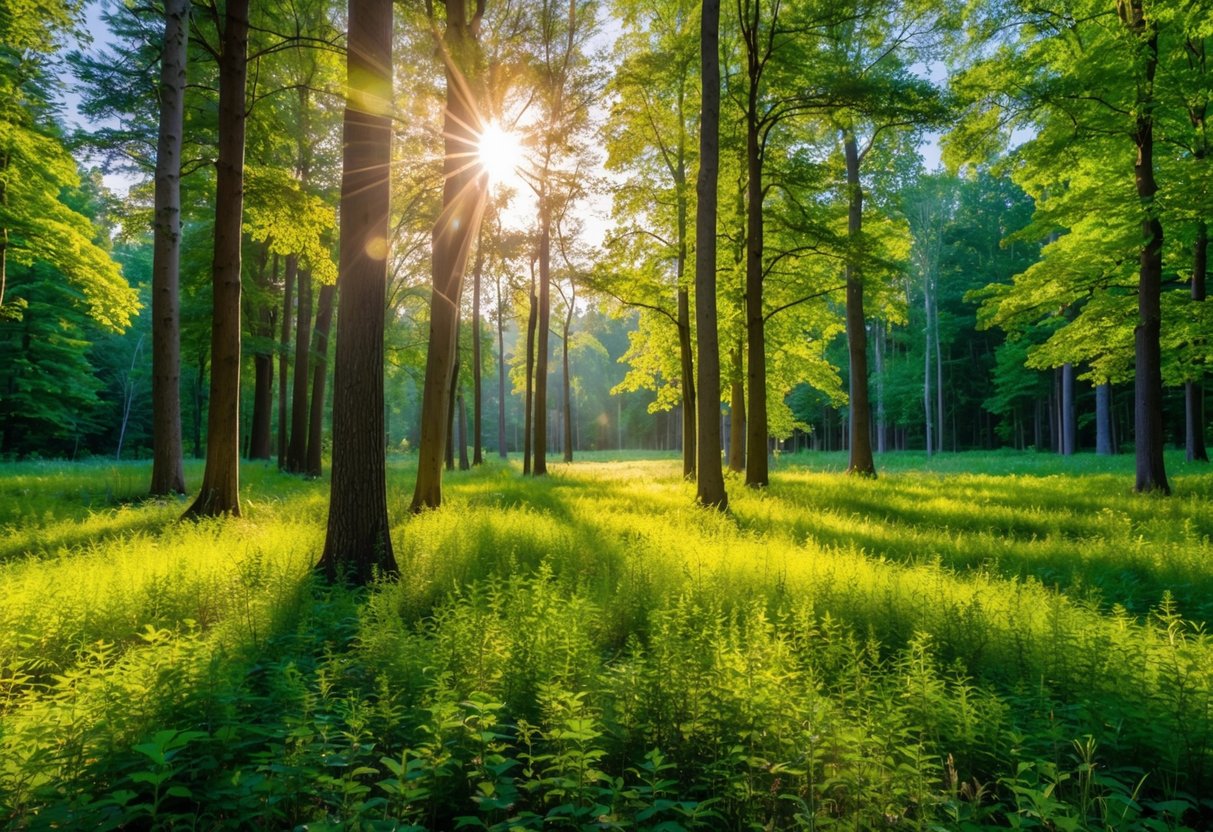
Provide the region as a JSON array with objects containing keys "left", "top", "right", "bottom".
[
  {"left": 149, "top": 0, "right": 190, "bottom": 495},
  {"left": 410, "top": 0, "right": 488, "bottom": 510},
  {"left": 695, "top": 0, "right": 727, "bottom": 509},
  {"left": 185, "top": 0, "right": 250, "bottom": 518},
  {"left": 318, "top": 0, "right": 397, "bottom": 583},
  {"left": 306, "top": 282, "right": 335, "bottom": 476}
]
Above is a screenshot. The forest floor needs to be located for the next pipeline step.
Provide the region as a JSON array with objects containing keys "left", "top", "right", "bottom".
[{"left": 1, "top": 451, "right": 1211, "bottom": 830}]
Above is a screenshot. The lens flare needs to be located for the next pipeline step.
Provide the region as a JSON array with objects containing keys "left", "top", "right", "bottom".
[{"left": 478, "top": 121, "right": 525, "bottom": 186}]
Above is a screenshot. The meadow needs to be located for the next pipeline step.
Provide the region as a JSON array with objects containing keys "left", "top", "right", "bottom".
[{"left": 1, "top": 451, "right": 1211, "bottom": 830}]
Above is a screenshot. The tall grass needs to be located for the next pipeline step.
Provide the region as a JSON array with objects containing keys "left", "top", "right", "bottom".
[{"left": 0, "top": 452, "right": 1209, "bottom": 829}]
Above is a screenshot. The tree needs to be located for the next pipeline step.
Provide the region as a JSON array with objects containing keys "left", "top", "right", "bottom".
[
  {"left": 411, "top": 0, "right": 488, "bottom": 511},
  {"left": 695, "top": 0, "right": 727, "bottom": 509},
  {"left": 318, "top": 0, "right": 398, "bottom": 583},
  {"left": 184, "top": 0, "right": 250, "bottom": 518},
  {"left": 148, "top": 0, "right": 190, "bottom": 495}
]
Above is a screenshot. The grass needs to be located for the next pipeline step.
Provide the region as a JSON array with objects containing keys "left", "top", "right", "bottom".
[{"left": 0, "top": 450, "right": 1211, "bottom": 830}]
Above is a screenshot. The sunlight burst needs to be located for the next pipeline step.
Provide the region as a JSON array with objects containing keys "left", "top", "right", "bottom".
[{"left": 477, "top": 121, "right": 526, "bottom": 187}]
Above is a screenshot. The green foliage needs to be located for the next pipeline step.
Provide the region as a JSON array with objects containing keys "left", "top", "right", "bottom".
[{"left": 1, "top": 455, "right": 1212, "bottom": 829}]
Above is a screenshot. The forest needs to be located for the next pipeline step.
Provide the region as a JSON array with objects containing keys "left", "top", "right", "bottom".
[{"left": 1, "top": 0, "right": 1212, "bottom": 827}]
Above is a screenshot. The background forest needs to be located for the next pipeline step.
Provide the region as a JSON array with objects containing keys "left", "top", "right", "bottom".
[{"left": 3, "top": 0, "right": 1207, "bottom": 472}]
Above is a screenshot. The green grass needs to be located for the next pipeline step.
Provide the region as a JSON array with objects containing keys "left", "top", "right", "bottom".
[{"left": 1, "top": 451, "right": 1211, "bottom": 830}]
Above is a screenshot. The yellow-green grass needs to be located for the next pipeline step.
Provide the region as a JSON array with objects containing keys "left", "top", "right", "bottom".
[{"left": 1, "top": 452, "right": 1210, "bottom": 829}]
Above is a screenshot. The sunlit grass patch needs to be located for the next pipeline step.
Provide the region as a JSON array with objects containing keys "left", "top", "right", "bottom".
[{"left": 0, "top": 452, "right": 1210, "bottom": 829}]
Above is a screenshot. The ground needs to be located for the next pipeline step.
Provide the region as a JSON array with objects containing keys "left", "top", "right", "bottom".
[{"left": 0, "top": 451, "right": 1210, "bottom": 830}]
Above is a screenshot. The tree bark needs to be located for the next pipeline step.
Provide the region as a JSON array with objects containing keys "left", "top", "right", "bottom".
[
  {"left": 306, "top": 282, "right": 335, "bottom": 476},
  {"left": 923, "top": 278, "right": 933, "bottom": 457},
  {"left": 458, "top": 391, "right": 470, "bottom": 470},
  {"left": 277, "top": 253, "right": 294, "bottom": 468},
  {"left": 446, "top": 328, "right": 460, "bottom": 471},
  {"left": 472, "top": 232, "right": 484, "bottom": 465},
  {"left": 728, "top": 341, "right": 745, "bottom": 473},
  {"left": 523, "top": 285, "right": 536, "bottom": 474},
  {"left": 496, "top": 271, "right": 508, "bottom": 459},
  {"left": 533, "top": 204, "right": 551, "bottom": 475},
  {"left": 410, "top": 0, "right": 486, "bottom": 510},
  {"left": 874, "top": 319, "right": 886, "bottom": 454},
  {"left": 1127, "top": 2, "right": 1169, "bottom": 493},
  {"left": 1187, "top": 220, "right": 1208, "bottom": 462},
  {"left": 744, "top": 98, "right": 768, "bottom": 486},
  {"left": 562, "top": 299, "right": 574, "bottom": 463},
  {"left": 248, "top": 244, "right": 274, "bottom": 460},
  {"left": 287, "top": 267, "right": 312, "bottom": 472},
  {"left": 149, "top": 0, "right": 189, "bottom": 496},
  {"left": 1061, "top": 362, "right": 1076, "bottom": 455},
  {"left": 843, "top": 133, "right": 874, "bottom": 477},
  {"left": 1096, "top": 382, "right": 1114, "bottom": 455},
  {"left": 318, "top": 0, "right": 397, "bottom": 583},
  {"left": 184, "top": 0, "right": 248, "bottom": 518},
  {"left": 677, "top": 288, "right": 696, "bottom": 478},
  {"left": 695, "top": 0, "right": 726, "bottom": 509}
]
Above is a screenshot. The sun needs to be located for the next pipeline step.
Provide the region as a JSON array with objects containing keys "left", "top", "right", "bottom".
[{"left": 477, "top": 121, "right": 526, "bottom": 188}]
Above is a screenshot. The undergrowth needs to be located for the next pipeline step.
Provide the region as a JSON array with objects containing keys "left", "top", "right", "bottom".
[{"left": 0, "top": 452, "right": 1210, "bottom": 830}]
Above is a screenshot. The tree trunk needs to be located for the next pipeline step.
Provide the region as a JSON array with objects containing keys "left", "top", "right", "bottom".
[
  {"left": 184, "top": 0, "right": 248, "bottom": 518},
  {"left": 843, "top": 133, "right": 874, "bottom": 477},
  {"left": 533, "top": 203, "right": 551, "bottom": 475},
  {"left": 1061, "top": 362, "right": 1076, "bottom": 455},
  {"left": 472, "top": 232, "right": 484, "bottom": 465},
  {"left": 193, "top": 350, "right": 205, "bottom": 458},
  {"left": 1187, "top": 220, "right": 1208, "bottom": 462},
  {"left": 677, "top": 288, "right": 696, "bottom": 477},
  {"left": 306, "top": 282, "right": 335, "bottom": 477},
  {"left": 729, "top": 341, "right": 745, "bottom": 472},
  {"left": 744, "top": 100, "right": 768, "bottom": 486},
  {"left": 248, "top": 245, "right": 274, "bottom": 460},
  {"left": 923, "top": 280, "right": 933, "bottom": 457},
  {"left": 523, "top": 287, "right": 536, "bottom": 474},
  {"left": 458, "top": 392, "right": 470, "bottom": 470},
  {"left": 695, "top": 0, "right": 726, "bottom": 508},
  {"left": 410, "top": 0, "right": 486, "bottom": 510},
  {"left": 287, "top": 267, "right": 312, "bottom": 472},
  {"left": 277, "top": 253, "right": 294, "bottom": 468},
  {"left": 446, "top": 330, "right": 460, "bottom": 471},
  {"left": 934, "top": 290, "right": 944, "bottom": 453},
  {"left": 1128, "top": 2, "right": 1169, "bottom": 493},
  {"left": 318, "top": 0, "right": 397, "bottom": 583},
  {"left": 1096, "top": 382, "right": 1114, "bottom": 455},
  {"left": 149, "top": 0, "right": 189, "bottom": 495},
  {"left": 874, "top": 319, "right": 886, "bottom": 454},
  {"left": 496, "top": 272, "right": 508, "bottom": 459},
  {"left": 562, "top": 301, "right": 574, "bottom": 463}
]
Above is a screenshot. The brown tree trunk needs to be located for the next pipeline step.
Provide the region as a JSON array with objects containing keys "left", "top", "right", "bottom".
[
  {"left": 458, "top": 392, "right": 470, "bottom": 470},
  {"left": 523, "top": 286, "right": 537, "bottom": 474},
  {"left": 843, "top": 132, "right": 874, "bottom": 477},
  {"left": 306, "top": 282, "right": 335, "bottom": 476},
  {"left": 149, "top": 0, "right": 189, "bottom": 496},
  {"left": 743, "top": 101, "right": 768, "bottom": 487},
  {"left": 287, "top": 267, "right": 312, "bottom": 472},
  {"left": 729, "top": 341, "right": 745, "bottom": 473},
  {"left": 562, "top": 300, "right": 573, "bottom": 463},
  {"left": 677, "top": 288, "right": 696, "bottom": 478},
  {"left": 1187, "top": 220, "right": 1208, "bottom": 462},
  {"left": 695, "top": 0, "right": 726, "bottom": 509},
  {"left": 1127, "top": 3, "right": 1169, "bottom": 494},
  {"left": 277, "top": 253, "right": 294, "bottom": 468},
  {"left": 496, "top": 271, "right": 508, "bottom": 459},
  {"left": 1061, "top": 362, "right": 1076, "bottom": 455},
  {"left": 184, "top": 0, "right": 248, "bottom": 518},
  {"left": 446, "top": 330, "right": 460, "bottom": 471},
  {"left": 248, "top": 243, "right": 274, "bottom": 460},
  {"left": 318, "top": 0, "right": 397, "bottom": 582},
  {"left": 410, "top": 0, "right": 486, "bottom": 510},
  {"left": 533, "top": 204, "right": 551, "bottom": 475},
  {"left": 472, "top": 233, "right": 484, "bottom": 465}
]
